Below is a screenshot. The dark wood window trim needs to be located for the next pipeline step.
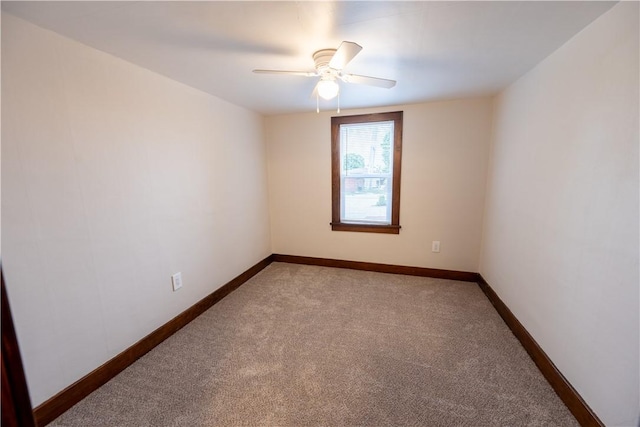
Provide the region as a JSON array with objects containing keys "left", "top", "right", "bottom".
[{"left": 331, "top": 111, "right": 403, "bottom": 234}]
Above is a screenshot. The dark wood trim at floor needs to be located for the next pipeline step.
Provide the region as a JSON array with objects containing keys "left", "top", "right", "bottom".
[
  {"left": 271, "top": 254, "right": 478, "bottom": 282},
  {"left": 275, "top": 255, "right": 602, "bottom": 427},
  {"left": 28, "top": 254, "right": 602, "bottom": 427},
  {"left": 33, "top": 254, "right": 274, "bottom": 426},
  {"left": 476, "top": 274, "right": 604, "bottom": 427}
]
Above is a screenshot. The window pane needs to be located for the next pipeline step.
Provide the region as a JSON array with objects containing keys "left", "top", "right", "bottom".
[{"left": 340, "top": 121, "right": 394, "bottom": 224}]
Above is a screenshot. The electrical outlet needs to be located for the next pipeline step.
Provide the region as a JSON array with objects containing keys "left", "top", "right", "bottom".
[
  {"left": 432, "top": 241, "right": 441, "bottom": 253},
  {"left": 171, "top": 272, "right": 183, "bottom": 291}
]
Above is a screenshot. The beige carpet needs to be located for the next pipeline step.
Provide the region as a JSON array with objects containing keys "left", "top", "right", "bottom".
[{"left": 50, "top": 262, "right": 578, "bottom": 426}]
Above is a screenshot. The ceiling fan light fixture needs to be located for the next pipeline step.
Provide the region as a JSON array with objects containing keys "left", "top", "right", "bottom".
[{"left": 317, "top": 79, "right": 339, "bottom": 100}]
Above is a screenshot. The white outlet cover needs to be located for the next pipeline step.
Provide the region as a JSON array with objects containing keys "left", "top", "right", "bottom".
[
  {"left": 171, "top": 272, "right": 183, "bottom": 291},
  {"left": 432, "top": 241, "right": 441, "bottom": 253}
]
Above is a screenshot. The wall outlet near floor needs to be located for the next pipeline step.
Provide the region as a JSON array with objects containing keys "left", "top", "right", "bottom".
[
  {"left": 431, "top": 241, "right": 441, "bottom": 253},
  {"left": 171, "top": 272, "right": 183, "bottom": 291}
]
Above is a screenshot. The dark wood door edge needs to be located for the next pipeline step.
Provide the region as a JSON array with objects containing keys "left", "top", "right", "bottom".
[
  {"left": 271, "top": 254, "right": 478, "bottom": 282},
  {"left": 2, "top": 268, "right": 37, "bottom": 427},
  {"left": 33, "top": 254, "right": 274, "bottom": 426},
  {"left": 476, "top": 274, "right": 604, "bottom": 427}
]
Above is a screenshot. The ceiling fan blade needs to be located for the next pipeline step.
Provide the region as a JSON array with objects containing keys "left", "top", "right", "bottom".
[
  {"left": 253, "top": 69, "right": 317, "bottom": 77},
  {"left": 329, "top": 41, "right": 362, "bottom": 70},
  {"left": 340, "top": 73, "right": 396, "bottom": 89},
  {"left": 310, "top": 82, "right": 319, "bottom": 99}
]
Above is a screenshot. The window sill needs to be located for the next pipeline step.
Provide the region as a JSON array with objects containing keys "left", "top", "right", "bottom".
[{"left": 330, "top": 222, "right": 401, "bottom": 234}]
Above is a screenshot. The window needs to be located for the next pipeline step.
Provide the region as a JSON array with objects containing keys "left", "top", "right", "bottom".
[{"left": 331, "top": 111, "right": 403, "bottom": 234}]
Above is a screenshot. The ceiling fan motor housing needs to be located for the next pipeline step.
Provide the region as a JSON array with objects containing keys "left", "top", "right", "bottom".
[{"left": 313, "top": 49, "right": 337, "bottom": 77}]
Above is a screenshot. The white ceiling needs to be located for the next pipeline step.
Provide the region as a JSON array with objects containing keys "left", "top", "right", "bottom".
[{"left": 2, "top": 1, "right": 615, "bottom": 115}]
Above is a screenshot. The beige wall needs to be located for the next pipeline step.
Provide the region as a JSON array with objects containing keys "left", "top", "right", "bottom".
[
  {"left": 266, "top": 99, "right": 493, "bottom": 272},
  {"left": 1, "top": 14, "right": 271, "bottom": 406},
  {"left": 4, "top": 3, "right": 636, "bottom": 424},
  {"left": 480, "top": 3, "right": 639, "bottom": 426}
]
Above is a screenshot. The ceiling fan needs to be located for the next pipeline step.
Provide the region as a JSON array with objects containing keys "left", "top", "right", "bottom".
[{"left": 253, "top": 41, "right": 396, "bottom": 104}]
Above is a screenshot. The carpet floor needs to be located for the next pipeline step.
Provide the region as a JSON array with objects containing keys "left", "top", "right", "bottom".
[{"left": 50, "top": 262, "right": 578, "bottom": 426}]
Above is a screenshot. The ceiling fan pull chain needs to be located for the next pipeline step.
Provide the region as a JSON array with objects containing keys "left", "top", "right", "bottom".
[{"left": 316, "top": 93, "right": 320, "bottom": 113}]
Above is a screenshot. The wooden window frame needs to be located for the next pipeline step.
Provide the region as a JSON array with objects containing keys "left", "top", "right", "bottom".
[{"left": 331, "top": 111, "right": 403, "bottom": 234}]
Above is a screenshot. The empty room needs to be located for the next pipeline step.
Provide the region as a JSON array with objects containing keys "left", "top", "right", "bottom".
[{"left": 1, "top": 1, "right": 638, "bottom": 426}]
